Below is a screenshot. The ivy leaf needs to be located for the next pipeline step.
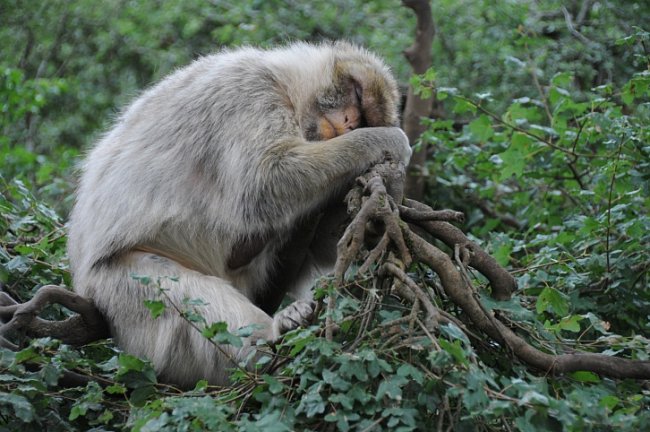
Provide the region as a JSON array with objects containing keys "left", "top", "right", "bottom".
[
  {"left": 536, "top": 287, "right": 569, "bottom": 317},
  {"left": 262, "top": 375, "right": 284, "bottom": 394},
  {"left": 519, "top": 390, "right": 550, "bottom": 406},
  {"left": 322, "top": 368, "right": 350, "bottom": 391},
  {"left": 551, "top": 72, "right": 573, "bottom": 87},
  {"left": 376, "top": 376, "right": 407, "bottom": 401},
  {"left": 118, "top": 353, "right": 147, "bottom": 372},
  {"left": 558, "top": 315, "right": 583, "bottom": 333},
  {"left": 469, "top": 115, "right": 494, "bottom": 142},
  {"left": 396, "top": 363, "right": 424, "bottom": 384},
  {"left": 296, "top": 383, "right": 326, "bottom": 417},
  {"left": 493, "top": 240, "right": 513, "bottom": 267},
  {"left": 529, "top": 124, "right": 558, "bottom": 137},
  {"left": 14, "top": 346, "right": 43, "bottom": 364},
  {"left": 499, "top": 133, "right": 532, "bottom": 179},
  {"left": 438, "top": 338, "right": 469, "bottom": 366},
  {"left": 143, "top": 300, "right": 166, "bottom": 319},
  {"left": 599, "top": 395, "right": 620, "bottom": 410},
  {"left": 436, "top": 86, "right": 459, "bottom": 101},
  {"left": 329, "top": 393, "right": 353, "bottom": 410},
  {"left": 0, "top": 393, "right": 35, "bottom": 422},
  {"left": 570, "top": 371, "right": 600, "bottom": 383},
  {"left": 106, "top": 384, "right": 127, "bottom": 395},
  {"left": 202, "top": 322, "right": 243, "bottom": 347},
  {"left": 452, "top": 97, "right": 477, "bottom": 114},
  {"left": 129, "top": 385, "right": 156, "bottom": 406},
  {"left": 130, "top": 273, "right": 152, "bottom": 285},
  {"left": 69, "top": 403, "right": 88, "bottom": 421}
]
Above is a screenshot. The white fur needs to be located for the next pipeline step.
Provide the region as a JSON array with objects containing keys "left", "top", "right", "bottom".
[{"left": 67, "top": 42, "right": 409, "bottom": 387}]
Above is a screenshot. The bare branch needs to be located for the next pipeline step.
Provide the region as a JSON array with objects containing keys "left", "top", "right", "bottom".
[
  {"left": 404, "top": 199, "right": 516, "bottom": 300},
  {"left": 335, "top": 160, "right": 650, "bottom": 380},
  {"left": 0, "top": 285, "right": 109, "bottom": 346}
]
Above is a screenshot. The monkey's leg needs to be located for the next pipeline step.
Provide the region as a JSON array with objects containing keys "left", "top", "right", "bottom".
[
  {"left": 283, "top": 204, "right": 347, "bottom": 301},
  {"left": 85, "top": 252, "right": 313, "bottom": 387}
]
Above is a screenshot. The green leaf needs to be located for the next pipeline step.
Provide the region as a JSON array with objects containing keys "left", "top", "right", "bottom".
[
  {"left": 551, "top": 72, "right": 572, "bottom": 87},
  {"left": 296, "top": 384, "right": 325, "bottom": 417},
  {"left": 193, "top": 379, "right": 208, "bottom": 392},
  {"left": 536, "top": 287, "right": 569, "bottom": 317},
  {"left": 118, "top": 353, "right": 147, "bottom": 372},
  {"left": 322, "top": 368, "right": 350, "bottom": 391},
  {"left": 262, "top": 374, "right": 284, "bottom": 394},
  {"left": 376, "top": 376, "right": 407, "bottom": 400},
  {"left": 106, "top": 383, "right": 127, "bottom": 395},
  {"left": 498, "top": 133, "right": 532, "bottom": 179},
  {"left": 519, "top": 390, "right": 550, "bottom": 406},
  {"left": 129, "top": 385, "right": 156, "bottom": 406},
  {"left": 130, "top": 273, "right": 152, "bottom": 285},
  {"left": 599, "top": 395, "right": 620, "bottom": 410},
  {"left": 38, "top": 363, "right": 61, "bottom": 387},
  {"left": 14, "top": 346, "right": 43, "bottom": 364},
  {"left": 69, "top": 403, "right": 87, "bottom": 421},
  {"left": 0, "top": 393, "right": 34, "bottom": 422},
  {"left": 328, "top": 393, "right": 353, "bottom": 410},
  {"left": 529, "top": 124, "right": 558, "bottom": 137},
  {"left": 452, "top": 97, "right": 477, "bottom": 114},
  {"left": 493, "top": 241, "right": 513, "bottom": 267},
  {"left": 438, "top": 338, "right": 469, "bottom": 366},
  {"left": 558, "top": 315, "right": 583, "bottom": 333},
  {"left": 97, "top": 409, "right": 114, "bottom": 424},
  {"left": 202, "top": 322, "right": 243, "bottom": 347},
  {"left": 570, "top": 371, "right": 600, "bottom": 383},
  {"left": 436, "top": 86, "right": 459, "bottom": 101},
  {"left": 143, "top": 300, "right": 166, "bottom": 319},
  {"left": 469, "top": 115, "right": 494, "bottom": 142},
  {"left": 396, "top": 363, "right": 424, "bottom": 384}
]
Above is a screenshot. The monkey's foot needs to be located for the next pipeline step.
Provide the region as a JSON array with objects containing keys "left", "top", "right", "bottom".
[{"left": 272, "top": 300, "right": 315, "bottom": 337}]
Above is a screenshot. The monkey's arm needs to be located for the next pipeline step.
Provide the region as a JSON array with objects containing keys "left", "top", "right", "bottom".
[{"left": 250, "top": 126, "right": 410, "bottom": 229}]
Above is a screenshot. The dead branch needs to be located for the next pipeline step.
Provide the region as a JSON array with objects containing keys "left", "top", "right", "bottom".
[
  {"left": 0, "top": 285, "right": 109, "bottom": 346},
  {"left": 333, "top": 160, "right": 650, "bottom": 380},
  {"left": 402, "top": 198, "right": 516, "bottom": 300}
]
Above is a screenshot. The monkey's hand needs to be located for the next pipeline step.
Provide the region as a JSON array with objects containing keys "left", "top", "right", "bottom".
[
  {"left": 391, "top": 127, "right": 412, "bottom": 166},
  {"left": 272, "top": 299, "right": 316, "bottom": 337},
  {"left": 354, "top": 126, "right": 411, "bottom": 166}
]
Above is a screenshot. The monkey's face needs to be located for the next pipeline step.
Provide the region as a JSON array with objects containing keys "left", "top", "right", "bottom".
[
  {"left": 318, "top": 104, "right": 361, "bottom": 140},
  {"left": 303, "top": 79, "right": 364, "bottom": 141}
]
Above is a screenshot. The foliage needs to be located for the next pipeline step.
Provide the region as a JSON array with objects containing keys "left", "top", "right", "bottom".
[
  {"left": 1, "top": 1, "right": 649, "bottom": 431},
  {"left": 419, "top": 26, "right": 649, "bottom": 335},
  {"left": 0, "top": 0, "right": 411, "bottom": 155}
]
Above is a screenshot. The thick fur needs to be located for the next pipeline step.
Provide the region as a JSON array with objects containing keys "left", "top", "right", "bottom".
[{"left": 67, "top": 41, "right": 410, "bottom": 387}]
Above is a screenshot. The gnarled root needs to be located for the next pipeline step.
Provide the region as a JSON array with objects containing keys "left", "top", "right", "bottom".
[
  {"left": 0, "top": 285, "right": 109, "bottom": 349},
  {"left": 333, "top": 160, "right": 650, "bottom": 380}
]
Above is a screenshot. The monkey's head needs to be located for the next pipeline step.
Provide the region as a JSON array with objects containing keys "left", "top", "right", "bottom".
[{"left": 302, "top": 44, "right": 400, "bottom": 141}]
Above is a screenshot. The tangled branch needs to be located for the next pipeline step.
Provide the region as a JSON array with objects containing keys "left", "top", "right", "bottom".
[
  {"left": 0, "top": 285, "right": 109, "bottom": 349},
  {"left": 332, "top": 160, "right": 650, "bottom": 380}
]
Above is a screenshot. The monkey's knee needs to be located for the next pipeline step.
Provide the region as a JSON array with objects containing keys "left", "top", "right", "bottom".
[{"left": 272, "top": 299, "right": 316, "bottom": 337}]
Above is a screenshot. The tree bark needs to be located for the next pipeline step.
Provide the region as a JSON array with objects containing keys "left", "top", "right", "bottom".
[{"left": 402, "top": 0, "right": 435, "bottom": 201}]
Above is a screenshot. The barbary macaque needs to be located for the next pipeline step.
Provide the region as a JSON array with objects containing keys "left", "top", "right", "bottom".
[{"left": 67, "top": 42, "right": 411, "bottom": 387}]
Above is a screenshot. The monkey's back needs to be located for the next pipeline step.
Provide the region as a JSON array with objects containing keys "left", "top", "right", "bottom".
[
  {"left": 67, "top": 42, "right": 397, "bottom": 296},
  {"left": 69, "top": 44, "right": 331, "bottom": 287}
]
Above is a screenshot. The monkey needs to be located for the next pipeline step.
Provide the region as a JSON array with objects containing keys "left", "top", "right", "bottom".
[{"left": 67, "top": 41, "right": 411, "bottom": 388}]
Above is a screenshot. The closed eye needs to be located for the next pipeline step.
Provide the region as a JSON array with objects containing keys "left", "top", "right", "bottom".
[{"left": 354, "top": 81, "right": 363, "bottom": 104}]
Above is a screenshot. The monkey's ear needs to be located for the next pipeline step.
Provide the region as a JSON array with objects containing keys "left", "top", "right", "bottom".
[
  {"left": 337, "top": 61, "right": 400, "bottom": 127},
  {"left": 353, "top": 80, "right": 363, "bottom": 105},
  {"left": 357, "top": 74, "right": 400, "bottom": 127}
]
